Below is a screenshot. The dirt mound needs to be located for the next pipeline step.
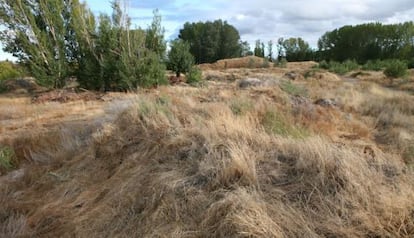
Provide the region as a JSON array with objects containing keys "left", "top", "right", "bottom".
[
  {"left": 32, "top": 90, "right": 103, "bottom": 103},
  {"left": 199, "top": 56, "right": 268, "bottom": 70},
  {"left": 3, "top": 77, "right": 47, "bottom": 93}
]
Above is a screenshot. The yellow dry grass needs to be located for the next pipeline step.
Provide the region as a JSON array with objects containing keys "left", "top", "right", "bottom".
[{"left": 1, "top": 66, "right": 414, "bottom": 237}]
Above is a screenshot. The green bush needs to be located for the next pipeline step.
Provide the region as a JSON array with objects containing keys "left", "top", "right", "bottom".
[
  {"left": 0, "top": 61, "right": 22, "bottom": 81},
  {"left": 362, "top": 60, "right": 384, "bottom": 71},
  {"left": 318, "top": 60, "right": 330, "bottom": 69},
  {"left": 384, "top": 60, "right": 408, "bottom": 78},
  {"left": 318, "top": 60, "right": 359, "bottom": 75},
  {"left": 0, "top": 146, "right": 16, "bottom": 171},
  {"left": 186, "top": 66, "right": 203, "bottom": 85}
]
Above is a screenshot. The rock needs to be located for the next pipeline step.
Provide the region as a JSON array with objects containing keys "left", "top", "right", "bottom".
[
  {"left": 314, "top": 98, "right": 337, "bottom": 107},
  {"left": 284, "top": 71, "right": 304, "bottom": 81},
  {"left": 238, "top": 78, "right": 263, "bottom": 88}
]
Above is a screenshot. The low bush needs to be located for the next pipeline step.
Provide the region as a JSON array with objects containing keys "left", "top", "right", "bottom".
[
  {"left": 319, "top": 60, "right": 359, "bottom": 75},
  {"left": 0, "top": 146, "right": 16, "bottom": 172},
  {"left": 0, "top": 61, "right": 22, "bottom": 81},
  {"left": 384, "top": 60, "right": 408, "bottom": 78},
  {"left": 186, "top": 66, "right": 203, "bottom": 86}
]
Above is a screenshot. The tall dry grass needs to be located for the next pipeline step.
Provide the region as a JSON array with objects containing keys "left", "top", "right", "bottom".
[{"left": 1, "top": 70, "right": 414, "bottom": 237}]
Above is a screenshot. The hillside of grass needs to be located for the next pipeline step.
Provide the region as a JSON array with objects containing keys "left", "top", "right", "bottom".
[{"left": 1, "top": 61, "right": 414, "bottom": 237}]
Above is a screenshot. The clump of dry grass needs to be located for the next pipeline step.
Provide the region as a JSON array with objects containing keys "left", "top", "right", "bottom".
[{"left": 1, "top": 68, "right": 414, "bottom": 237}]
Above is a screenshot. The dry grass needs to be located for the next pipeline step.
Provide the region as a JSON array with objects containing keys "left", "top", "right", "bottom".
[{"left": 1, "top": 66, "right": 414, "bottom": 237}]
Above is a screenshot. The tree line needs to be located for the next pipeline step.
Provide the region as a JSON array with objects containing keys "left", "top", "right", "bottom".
[
  {"left": 1, "top": 0, "right": 413, "bottom": 90},
  {"left": 0, "top": 0, "right": 167, "bottom": 90}
]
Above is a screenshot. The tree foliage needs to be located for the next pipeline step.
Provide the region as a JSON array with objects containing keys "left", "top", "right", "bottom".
[
  {"left": 254, "top": 39, "right": 265, "bottom": 58},
  {"left": 168, "top": 39, "right": 194, "bottom": 77},
  {"left": 318, "top": 22, "right": 414, "bottom": 63},
  {"left": 0, "top": 0, "right": 167, "bottom": 90},
  {"left": 278, "top": 37, "right": 313, "bottom": 62},
  {"left": 0, "top": 61, "right": 23, "bottom": 81},
  {"left": 178, "top": 20, "right": 242, "bottom": 64}
]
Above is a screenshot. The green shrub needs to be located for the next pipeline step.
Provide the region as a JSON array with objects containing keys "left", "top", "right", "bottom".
[
  {"left": 318, "top": 60, "right": 359, "bottom": 75},
  {"left": 186, "top": 66, "right": 203, "bottom": 86},
  {"left": 318, "top": 60, "right": 330, "bottom": 69},
  {"left": 0, "top": 146, "right": 16, "bottom": 171},
  {"left": 279, "top": 80, "right": 308, "bottom": 97},
  {"left": 0, "top": 61, "right": 22, "bottom": 81},
  {"left": 362, "top": 60, "right": 384, "bottom": 71},
  {"left": 407, "top": 58, "right": 414, "bottom": 69},
  {"left": 384, "top": 60, "right": 408, "bottom": 78}
]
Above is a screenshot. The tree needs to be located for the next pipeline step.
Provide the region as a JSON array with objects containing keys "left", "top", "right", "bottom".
[
  {"left": 145, "top": 9, "right": 166, "bottom": 60},
  {"left": 317, "top": 22, "right": 414, "bottom": 62},
  {"left": 168, "top": 39, "right": 194, "bottom": 77},
  {"left": 254, "top": 40, "right": 265, "bottom": 57},
  {"left": 267, "top": 40, "right": 273, "bottom": 61},
  {"left": 0, "top": 0, "right": 78, "bottom": 88},
  {"left": 239, "top": 40, "right": 252, "bottom": 56},
  {"left": 279, "top": 37, "right": 312, "bottom": 61},
  {"left": 179, "top": 20, "right": 241, "bottom": 63},
  {"left": 0, "top": 0, "right": 167, "bottom": 90}
]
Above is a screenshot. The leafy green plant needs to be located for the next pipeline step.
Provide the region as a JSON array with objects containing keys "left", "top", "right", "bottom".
[
  {"left": 0, "top": 61, "right": 22, "bottom": 81},
  {"left": 384, "top": 60, "right": 408, "bottom": 78},
  {"left": 186, "top": 66, "right": 203, "bottom": 86},
  {"left": 362, "top": 60, "right": 384, "bottom": 71},
  {"left": 279, "top": 80, "right": 308, "bottom": 97},
  {"left": 318, "top": 60, "right": 359, "bottom": 75},
  {"left": 0, "top": 146, "right": 16, "bottom": 171}
]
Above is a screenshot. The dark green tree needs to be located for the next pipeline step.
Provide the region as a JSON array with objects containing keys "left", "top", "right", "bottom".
[
  {"left": 145, "top": 9, "right": 166, "bottom": 60},
  {"left": 0, "top": 0, "right": 167, "bottom": 90},
  {"left": 279, "top": 37, "right": 312, "bottom": 61},
  {"left": 239, "top": 40, "right": 252, "bottom": 56},
  {"left": 179, "top": 20, "right": 241, "bottom": 63},
  {"left": 168, "top": 39, "right": 194, "bottom": 77},
  {"left": 0, "top": 0, "right": 78, "bottom": 87},
  {"left": 318, "top": 22, "right": 414, "bottom": 62}
]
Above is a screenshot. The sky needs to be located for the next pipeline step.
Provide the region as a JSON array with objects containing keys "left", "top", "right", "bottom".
[{"left": 1, "top": 0, "right": 414, "bottom": 61}]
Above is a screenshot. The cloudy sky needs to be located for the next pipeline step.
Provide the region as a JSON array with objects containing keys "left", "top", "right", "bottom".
[{"left": 1, "top": 0, "right": 414, "bottom": 60}]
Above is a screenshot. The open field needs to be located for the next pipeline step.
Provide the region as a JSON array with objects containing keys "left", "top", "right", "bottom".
[{"left": 1, "top": 61, "right": 414, "bottom": 237}]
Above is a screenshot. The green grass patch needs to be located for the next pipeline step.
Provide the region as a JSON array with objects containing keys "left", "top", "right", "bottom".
[
  {"left": 230, "top": 98, "right": 253, "bottom": 116},
  {"left": 279, "top": 80, "right": 308, "bottom": 97},
  {"left": 0, "top": 146, "right": 16, "bottom": 171},
  {"left": 262, "top": 110, "right": 309, "bottom": 138}
]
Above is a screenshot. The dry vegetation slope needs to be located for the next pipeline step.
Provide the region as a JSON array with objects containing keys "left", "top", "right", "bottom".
[{"left": 1, "top": 61, "right": 414, "bottom": 237}]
